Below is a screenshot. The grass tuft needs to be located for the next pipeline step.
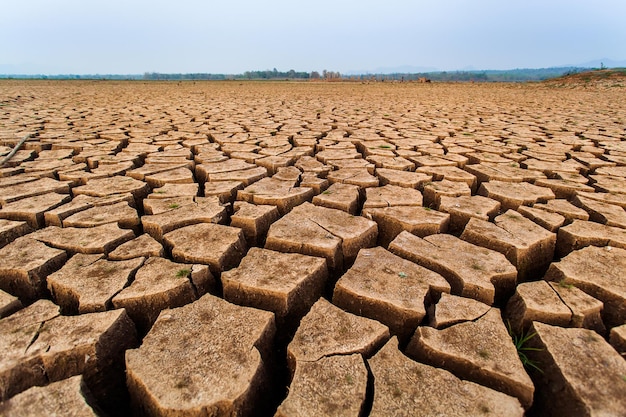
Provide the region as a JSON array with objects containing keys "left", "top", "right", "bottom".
[
  {"left": 176, "top": 268, "right": 191, "bottom": 278},
  {"left": 507, "top": 320, "right": 543, "bottom": 373}
]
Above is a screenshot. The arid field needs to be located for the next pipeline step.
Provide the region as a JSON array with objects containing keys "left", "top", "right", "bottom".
[{"left": 0, "top": 79, "right": 625, "bottom": 416}]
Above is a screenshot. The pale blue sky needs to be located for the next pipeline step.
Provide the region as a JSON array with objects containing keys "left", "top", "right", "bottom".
[{"left": 1, "top": 0, "right": 625, "bottom": 74}]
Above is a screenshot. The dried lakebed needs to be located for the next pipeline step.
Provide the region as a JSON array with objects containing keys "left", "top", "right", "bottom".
[{"left": 0, "top": 80, "right": 625, "bottom": 416}]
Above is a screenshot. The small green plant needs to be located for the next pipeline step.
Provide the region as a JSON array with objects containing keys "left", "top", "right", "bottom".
[
  {"left": 398, "top": 272, "right": 407, "bottom": 278},
  {"left": 321, "top": 190, "right": 332, "bottom": 194},
  {"left": 470, "top": 262, "right": 484, "bottom": 271},
  {"left": 507, "top": 321, "right": 543, "bottom": 373},
  {"left": 169, "top": 203, "right": 180, "bottom": 209},
  {"left": 478, "top": 349, "right": 490, "bottom": 359},
  {"left": 557, "top": 280, "right": 574, "bottom": 289},
  {"left": 345, "top": 374, "right": 354, "bottom": 385},
  {"left": 378, "top": 145, "right": 392, "bottom": 149},
  {"left": 176, "top": 268, "right": 191, "bottom": 278}
]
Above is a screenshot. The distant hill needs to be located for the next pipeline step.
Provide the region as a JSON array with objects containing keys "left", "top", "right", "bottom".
[{"left": 543, "top": 68, "right": 626, "bottom": 89}]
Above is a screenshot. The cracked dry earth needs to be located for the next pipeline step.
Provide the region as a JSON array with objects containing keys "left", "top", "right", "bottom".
[{"left": 1, "top": 80, "right": 625, "bottom": 417}]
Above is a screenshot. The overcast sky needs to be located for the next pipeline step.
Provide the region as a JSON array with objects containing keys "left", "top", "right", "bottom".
[{"left": 1, "top": 0, "right": 625, "bottom": 74}]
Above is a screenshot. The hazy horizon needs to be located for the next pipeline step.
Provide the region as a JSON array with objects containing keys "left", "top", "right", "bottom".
[{"left": 2, "top": 0, "right": 625, "bottom": 75}]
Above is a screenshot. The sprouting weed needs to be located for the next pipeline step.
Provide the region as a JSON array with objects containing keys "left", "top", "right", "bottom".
[
  {"left": 176, "top": 269, "right": 191, "bottom": 278},
  {"left": 507, "top": 320, "right": 543, "bottom": 373}
]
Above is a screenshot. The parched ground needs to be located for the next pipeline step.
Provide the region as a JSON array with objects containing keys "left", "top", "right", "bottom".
[{"left": 0, "top": 79, "right": 625, "bottom": 417}]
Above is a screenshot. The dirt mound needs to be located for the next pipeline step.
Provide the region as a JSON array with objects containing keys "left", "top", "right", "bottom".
[{"left": 544, "top": 68, "right": 626, "bottom": 89}]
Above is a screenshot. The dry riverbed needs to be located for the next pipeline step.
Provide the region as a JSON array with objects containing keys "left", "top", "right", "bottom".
[{"left": 0, "top": 79, "right": 625, "bottom": 416}]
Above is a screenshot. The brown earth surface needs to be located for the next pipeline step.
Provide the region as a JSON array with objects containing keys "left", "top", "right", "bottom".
[{"left": 0, "top": 79, "right": 625, "bottom": 416}]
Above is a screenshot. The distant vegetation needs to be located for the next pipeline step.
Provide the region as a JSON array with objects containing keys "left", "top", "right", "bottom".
[{"left": 0, "top": 67, "right": 611, "bottom": 82}]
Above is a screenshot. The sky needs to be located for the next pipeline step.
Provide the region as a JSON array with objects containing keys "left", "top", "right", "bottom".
[{"left": 1, "top": 0, "right": 625, "bottom": 75}]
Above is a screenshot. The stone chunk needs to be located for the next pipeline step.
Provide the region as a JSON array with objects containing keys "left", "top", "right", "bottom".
[
  {"left": 528, "top": 322, "right": 626, "bottom": 417},
  {"left": 461, "top": 210, "right": 556, "bottom": 280},
  {"left": 141, "top": 197, "right": 227, "bottom": 242},
  {"left": 0, "top": 236, "right": 67, "bottom": 300},
  {"left": 408, "top": 308, "right": 534, "bottom": 408},
  {"left": 430, "top": 293, "right": 491, "bottom": 328},
  {"left": 237, "top": 177, "right": 314, "bottom": 215},
  {"left": 312, "top": 182, "right": 360, "bottom": 214},
  {"left": 112, "top": 257, "right": 213, "bottom": 333},
  {"left": 0, "top": 219, "right": 32, "bottom": 249},
  {"left": 0, "top": 289, "right": 22, "bottom": 318},
  {"left": 365, "top": 206, "right": 450, "bottom": 248},
  {"left": 368, "top": 338, "right": 524, "bottom": 417},
  {"left": 478, "top": 180, "right": 555, "bottom": 210},
  {"left": 108, "top": 233, "right": 164, "bottom": 260},
  {"left": 222, "top": 248, "right": 327, "bottom": 324},
  {"left": 47, "top": 254, "right": 144, "bottom": 314},
  {"left": 0, "top": 375, "right": 98, "bottom": 417},
  {"left": 163, "top": 223, "right": 247, "bottom": 276},
  {"left": 0, "top": 300, "right": 136, "bottom": 404},
  {"left": 438, "top": 195, "right": 501, "bottom": 232},
  {"left": 545, "top": 245, "right": 626, "bottom": 328},
  {"left": 29, "top": 223, "right": 135, "bottom": 254},
  {"left": 333, "top": 247, "right": 450, "bottom": 337},
  {"left": 63, "top": 201, "right": 139, "bottom": 229},
  {"left": 389, "top": 231, "right": 517, "bottom": 305},
  {"left": 125, "top": 294, "right": 275, "bottom": 417},
  {"left": 265, "top": 202, "right": 377, "bottom": 271},
  {"left": 275, "top": 355, "right": 367, "bottom": 417},
  {"left": 0, "top": 193, "right": 71, "bottom": 228}
]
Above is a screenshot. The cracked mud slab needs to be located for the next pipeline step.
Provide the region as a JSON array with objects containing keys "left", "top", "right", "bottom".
[
  {"left": 125, "top": 294, "right": 275, "bottom": 417},
  {"left": 334, "top": 246, "right": 449, "bottom": 337},
  {"left": 368, "top": 338, "right": 524, "bottom": 416},
  {"left": 407, "top": 308, "right": 534, "bottom": 408},
  {"left": 0, "top": 299, "right": 136, "bottom": 403},
  {"left": 389, "top": 231, "right": 517, "bottom": 305}
]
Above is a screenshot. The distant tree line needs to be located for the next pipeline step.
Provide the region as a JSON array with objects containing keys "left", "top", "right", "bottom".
[
  {"left": 142, "top": 68, "right": 341, "bottom": 81},
  {"left": 0, "top": 67, "right": 591, "bottom": 82}
]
